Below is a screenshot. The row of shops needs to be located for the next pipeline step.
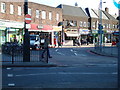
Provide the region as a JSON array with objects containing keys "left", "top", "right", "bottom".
[{"left": 0, "top": 20, "right": 118, "bottom": 46}]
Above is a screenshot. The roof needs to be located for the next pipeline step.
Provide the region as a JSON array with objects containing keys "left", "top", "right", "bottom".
[
  {"left": 57, "top": 4, "right": 88, "bottom": 18},
  {"left": 92, "top": 9, "right": 109, "bottom": 20},
  {"left": 103, "top": 11, "right": 117, "bottom": 21},
  {"left": 85, "top": 8, "right": 98, "bottom": 18}
]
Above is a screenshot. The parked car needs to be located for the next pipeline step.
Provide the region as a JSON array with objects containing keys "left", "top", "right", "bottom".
[{"left": 30, "top": 35, "right": 40, "bottom": 49}]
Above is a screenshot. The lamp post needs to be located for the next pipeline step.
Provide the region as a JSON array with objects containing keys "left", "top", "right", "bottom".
[
  {"left": 98, "top": 0, "right": 106, "bottom": 52},
  {"left": 23, "top": 0, "right": 30, "bottom": 62}
]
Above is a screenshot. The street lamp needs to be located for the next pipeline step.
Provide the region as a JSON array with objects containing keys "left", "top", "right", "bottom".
[
  {"left": 98, "top": 0, "right": 106, "bottom": 52},
  {"left": 23, "top": 0, "right": 30, "bottom": 62}
]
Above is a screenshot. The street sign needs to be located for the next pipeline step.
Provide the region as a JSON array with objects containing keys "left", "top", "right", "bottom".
[{"left": 25, "top": 14, "right": 31, "bottom": 24}]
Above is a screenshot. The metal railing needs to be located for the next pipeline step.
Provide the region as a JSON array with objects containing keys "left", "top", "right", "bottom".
[{"left": 2, "top": 42, "right": 49, "bottom": 64}]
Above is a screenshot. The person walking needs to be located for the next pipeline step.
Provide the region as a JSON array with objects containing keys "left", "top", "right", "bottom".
[{"left": 41, "top": 35, "right": 52, "bottom": 58}]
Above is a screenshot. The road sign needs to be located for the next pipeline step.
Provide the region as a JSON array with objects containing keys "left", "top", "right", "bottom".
[{"left": 25, "top": 14, "right": 31, "bottom": 24}]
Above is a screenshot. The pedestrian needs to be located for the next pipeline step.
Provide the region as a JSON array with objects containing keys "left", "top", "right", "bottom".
[
  {"left": 41, "top": 35, "right": 52, "bottom": 58},
  {"left": 86, "top": 37, "right": 90, "bottom": 45}
]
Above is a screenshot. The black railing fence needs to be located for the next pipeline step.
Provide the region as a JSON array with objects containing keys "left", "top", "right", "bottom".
[{"left": 2, "top": 42, "right": 49, "bottom": 64}]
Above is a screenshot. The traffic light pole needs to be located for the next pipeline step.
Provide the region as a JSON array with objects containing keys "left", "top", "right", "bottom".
[{"left": 23, "top": 0, "right": 30, "bottom": 62}]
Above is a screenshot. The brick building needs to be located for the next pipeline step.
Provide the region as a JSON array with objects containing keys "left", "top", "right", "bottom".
[
  {"left": 57, "top": 4, "right": 89, "bottom": 45},
  {"left": 0, "top": 1, "right": 62, "bottom": 46}
]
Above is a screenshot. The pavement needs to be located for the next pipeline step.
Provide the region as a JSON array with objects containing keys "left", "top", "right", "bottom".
[{"left": 1, "top": 43, "right": 118, "bottom": 67}]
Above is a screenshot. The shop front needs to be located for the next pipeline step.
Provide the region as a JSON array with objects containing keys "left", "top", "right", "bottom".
[
  {"left": 80, "top": 29, "right": 90, "bottom": 44},
  {"left": 0, "top": 20, "right": 24, "bottom": 45},
  {"left": 52, "top": 26, "right": 62, "bottom": 47},
  {"left": 29, "top": 24, "right": 53, "bottom": 46}
]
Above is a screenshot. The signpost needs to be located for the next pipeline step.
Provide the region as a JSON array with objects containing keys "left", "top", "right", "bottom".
[
  {"left": 23, "top": 0, "right": 30, "bottom": 62},
  {"left": 25, "top": 14, "right": 31, "bottom": 24}
]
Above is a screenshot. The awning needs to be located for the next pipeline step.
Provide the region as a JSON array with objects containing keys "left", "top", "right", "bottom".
[{"left": 29, "top": 24, "right": 53, "bottom": 32}]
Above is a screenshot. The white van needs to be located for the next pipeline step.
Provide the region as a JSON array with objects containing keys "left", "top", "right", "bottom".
[{"left": 30, "top": 35, "right": 40, "bottom": 49}]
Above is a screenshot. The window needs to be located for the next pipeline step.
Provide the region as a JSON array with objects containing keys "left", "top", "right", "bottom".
[
  {"left": 42, "top": 11, "right": 46, "bottom": 19},
  {"left": 36, "top": 10, "right": 39, "bottom": 18},
  {"left": 92, "top": 22, "right": 95, "bottom": 28},
  {"left": 80, "top": 21, "right": 82, "bottom": 27},
  {"left": 73, "top": 21, "right": 77, "bottom": 26},
  {"left": 1, "top": 3, "right": 6, "bottom": 13},
  {"left": 10, "top": 4, "right": 14, "bottom": 14},
  {"left": 83, "top": 22, "right": 87, "bottom": 27},
  {"left": 28, "top": 8, "right": 31, "bottom": 15},
  {"left": 18, "top": 6, "right": 22, "bottom": 15},
  {"left": 49, "top": 12, "right": 52, "bottom": 20},
  {"left": 88, "top": 22, "right": 90, "bottom": 28},
  {"left": 56, "top": 13, "right": 59, "bottom": 21}
]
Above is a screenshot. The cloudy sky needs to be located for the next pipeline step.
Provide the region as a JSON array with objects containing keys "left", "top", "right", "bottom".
[{"left": 28, "top": 0, "right": 119, "bottom": 15}]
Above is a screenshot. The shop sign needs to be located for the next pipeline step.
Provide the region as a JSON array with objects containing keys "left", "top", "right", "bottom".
[
  {"left": 80, "top": 30, "right": 90, "bottom": 34},
  {"left": 0, "top": 21, "right": 24, "bottom": 28},
  {"left": 37, "top": 25, "right": 43, "bottom": 29},
  {"left": 53, "top": 26, "right": 62, "bottom": 31}
]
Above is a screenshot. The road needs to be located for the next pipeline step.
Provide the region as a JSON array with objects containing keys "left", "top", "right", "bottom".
[{"left": 2, "top": 47, "right": 118, "bottom": 88}]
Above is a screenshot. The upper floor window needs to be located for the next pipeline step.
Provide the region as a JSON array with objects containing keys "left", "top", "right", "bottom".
[
  {"left": 28, "top": 8, "right": 31, "bottom": 15},
  {"left": 10, "top": 4, "right": 14, "bottom": 14},
  {"left": 36, "top": 10, "right": 39, "bottom": 18},
  {"left": 49, "top": 12, "right": 52, "bottom": 20},
  {"left": 83, "top": 22, "right": 87, "bottom": 27},
  {"left": 73, "top": 21, "right": 77, "bottom": 26},
  {"left": 18, "top": 6, "right": 22, "bottom": 15},
  {"left": 80, "top": 21, "right": 83, "bottom": 27},
  {"left": 1, "top": 3, "right": 6, "bottom": 13},
  {"left": 87, "top": 22, "right": 90, "bottom": 27},
  {"left": 92, "top": 22, "right": 95, "bottom": 28},
  {"left": 42, "top": 11, "right": 46, "bottom": 19},
  {"left": 56, "top": 13, "right": 59, "bottom": 21}
]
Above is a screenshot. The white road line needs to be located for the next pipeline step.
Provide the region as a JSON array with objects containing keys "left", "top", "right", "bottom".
[
  {"left": 15, "top": 72, "right": 117, "bottom": 77},
  {"left": 55, "top": 49, "right": 58, "bottom": 52},
  {"left": 8, "top": 74, "right": 13, "bottom": 77},
  {"left": 86, "top": 64, "right": 117, "bottom": 67},
  {"left": 8, "top": 83, "right": 15, "bottom": 87},
  {"left": 74, "top": 53, "right": 77, "bottom": 56},
  {"left": 57, "top": 52, "right": 65, "bottom": 55},
  {"left": 6, "top": 68, "right": 12, "bottom": 70}
]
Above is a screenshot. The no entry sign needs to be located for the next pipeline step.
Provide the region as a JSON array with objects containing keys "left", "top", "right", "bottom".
[{"left": 25, "top": 14, "right": 31, "bottom": 24}]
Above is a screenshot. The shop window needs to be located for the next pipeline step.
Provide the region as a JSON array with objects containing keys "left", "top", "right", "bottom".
[
  {"left": 36, "top": 9, "right": 39, "bottom": 18},
  {"left": 18, "top": 6, "right": 22, "bottom": 15},
  {"left": 28, "top": 8, "right": 32, "bottom": 15},
  {"left": 49, "top": 12, "right": 52, "bottom": 20},
  {"left": 10, "top": 4, "right": 14, "bottom": 14},
  {"left": 42, "top": 10, "right": 46, "bottom": 19},
  {"left": 1, "top": 2, "right": 6, "bottom": 13}
]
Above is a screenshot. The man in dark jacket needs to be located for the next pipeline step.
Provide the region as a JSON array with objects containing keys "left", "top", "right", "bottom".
[{"left": 41, "top": 35, "right": 52, "bottom": 58}]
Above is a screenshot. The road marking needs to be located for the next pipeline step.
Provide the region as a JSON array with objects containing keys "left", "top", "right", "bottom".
[
  {"left": 15, "top": 72, "right": 117, "bottom": 77},
  {"left": 8, "top": 83, "right": 15, "bottom": 87},
  {"left": 86, "top": 64, "right": 117, "bottom": 67},
  {"left": 57, "top": 52, "right": 65, "bottom": 55},
  {"left": 74, "top": 53, "right": 77, "bottom": 56},
  {"left": 55, "top": 49, "right": 58, "bottom": 52},
  {"left": 6, "top": 68, "right": 12, "bottom": 70},
  {"left": 8, "top": 74, "right": 13, "bottom": 77}
]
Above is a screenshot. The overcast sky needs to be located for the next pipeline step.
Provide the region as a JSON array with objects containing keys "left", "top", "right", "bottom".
[{"left": 28, "top": 0, "right": 119, "bottom": 15}]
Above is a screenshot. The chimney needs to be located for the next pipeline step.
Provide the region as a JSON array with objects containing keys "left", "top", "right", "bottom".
[{"left": 105, "top": 7, "right": 109, "bottom": 13}]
